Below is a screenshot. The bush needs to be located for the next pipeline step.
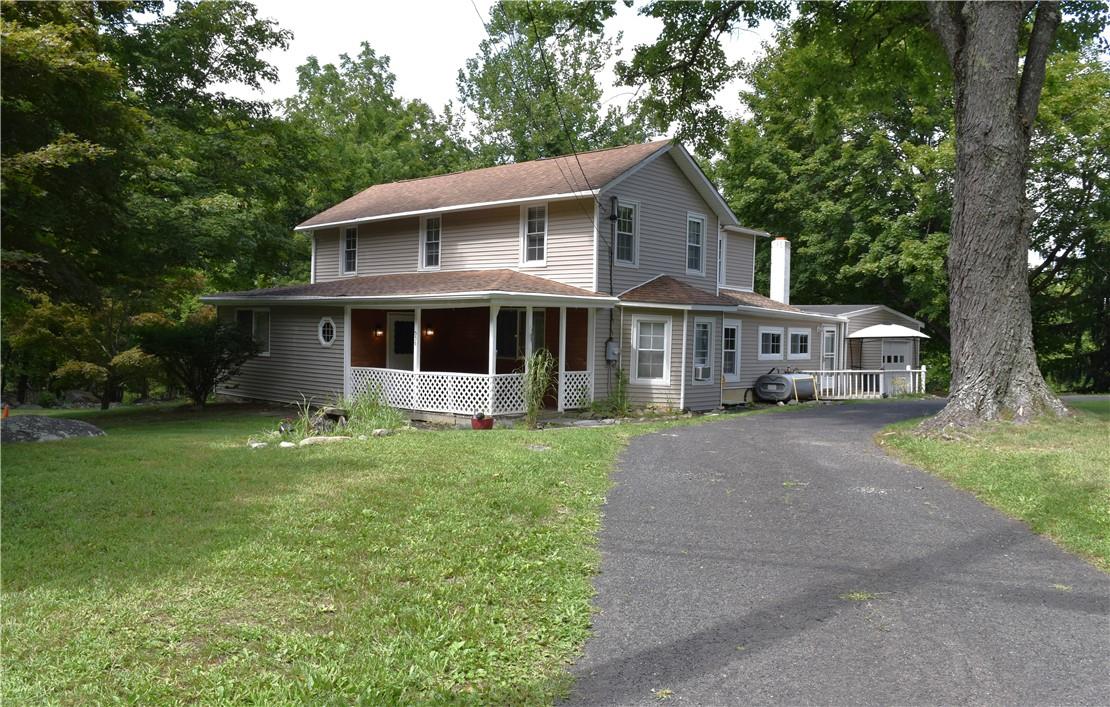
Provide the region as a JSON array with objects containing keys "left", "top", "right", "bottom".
[{"left": 590, "top": 367, "right": 630, "bottom": 418}]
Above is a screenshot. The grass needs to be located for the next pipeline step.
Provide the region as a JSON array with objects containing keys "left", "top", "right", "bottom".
[
  {"left": 1, "top": 401, "right": 741, "bottom": 703},
  {"left": 881, "top": 397, "right": 1110, "bottom": 571}
]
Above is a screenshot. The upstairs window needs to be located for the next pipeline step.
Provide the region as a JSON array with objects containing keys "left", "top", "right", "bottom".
[
  {"left": 686, "top": 213, "right": 705, "bottom": 274},
  {"left": 523, "top": 205, "right": 547, "bottom": 264},
  {"left": 616, "top": 203, "right": 637, "bottom": 265},
  {"left": 342, "top": 227, "right": 358, "bottom": 274},
  {"left": 236, "top": 309, "right": 270, "bottom": 356},
  {"left": 422, "top": 216, "right": 441, "bottom": 269}
]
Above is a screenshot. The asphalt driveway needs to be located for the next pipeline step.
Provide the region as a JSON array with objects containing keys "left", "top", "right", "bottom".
[{"left": 565, "top": 400, "right": 1110, "bottom": 706}]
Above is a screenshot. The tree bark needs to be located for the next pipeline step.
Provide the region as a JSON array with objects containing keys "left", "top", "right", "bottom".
[{"left": 921, "top": 1, "right": 1067, "bottom": 432}]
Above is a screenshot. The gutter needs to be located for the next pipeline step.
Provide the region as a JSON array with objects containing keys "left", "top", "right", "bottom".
[
  {"left": 200, "top": 290, "right": 620, "bottom": 308},
  {"left": 731, "top": 305, "right": 846, "bottom": 323},
  {"left": 618, "top": 301, "right": 736, "bottom": 313}
]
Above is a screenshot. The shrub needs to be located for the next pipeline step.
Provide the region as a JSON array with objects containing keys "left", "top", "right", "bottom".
[
  {"left": 522, "top": 349, "right": 556, "bottom": 429},
  {"left": 590, "top": 367, "right": 630, "bottom": 418}
]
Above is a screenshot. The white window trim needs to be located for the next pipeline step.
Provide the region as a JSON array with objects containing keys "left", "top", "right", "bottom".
[
  {"left": 686, "top": 211, "right": 707, "bottom": 276},
  {"left": 519, "top": 202, "right": 548, "bottom": 267},
  {"left": 630, "top": 315, "right": 671, "bottom": 386},
  {"left": 615, "top": 199, "right": 639, "bottom": 267},
  {"left": 692, "top": 316, "right": 714, "bottom": 385},
  {"left": 237, "top": 307, "right": 271, "bottom": 357},
  {"left": 758, "top": 325, "right": 784, "bottom": 361},
  {"left": 418, "top": 215, "right": 442, "bottom": 271},
  {"left": 717, "top": 233, "right": 726, "bottom": 287},
  {"left": 340, "top": 226, "right": 358, "bottom": 275},
  {"left": 788, "top": 327, "right": 812, "bottom": 361},
  {"left": 318, "top": 316, "right": 337, "bottom": 347},
  {"left": 722, "top": 318, "right": 741, "bottom": 383}
]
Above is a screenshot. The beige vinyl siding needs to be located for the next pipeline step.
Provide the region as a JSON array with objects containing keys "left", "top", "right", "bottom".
[
  {"left": 218, "top": 305, "right": 345, "bottom": 404},
  {"left": 845, "top": 308, "right": 922, "bottom": 368},
  {"left": 683, "top": 312, "right": 723, "bottom": 411},
  {"left": 721, "top": 314, "right": 820, "bottom": 391},
  {"left": 722, "top": 232, "right": 755, "bottom": 291},
  {"left": 617, "top": 306, "right": 684, "bottom": 409},
  {"left": 592, "top": 307, "right": 617, "bottom": 400},
  {"left": 309, "top": 199, "right": 595, "bottom": 289},
  {"left": 314, "top": 228, "right": 340, "bottom": 282},
  {"left": 599, "top": 152, "right": 720, "bottom": 295}
]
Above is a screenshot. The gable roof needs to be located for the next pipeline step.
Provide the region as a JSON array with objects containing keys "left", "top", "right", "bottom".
[
  {"left": 618, "top": 275, "right": 737, "bottom": 310},
  {"left": 297, "top": 141, "right": 672, "bottom": 231},
  {"left": 794, "top": 303, "right": 923, "bottom": 326},
  {"left": 201, "top": 269, "right": 615, "bottom": 305}
]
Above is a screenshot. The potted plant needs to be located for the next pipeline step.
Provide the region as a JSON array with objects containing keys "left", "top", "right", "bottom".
[{"left": 471, "top": 411, "right": 494, "bottom": 430}]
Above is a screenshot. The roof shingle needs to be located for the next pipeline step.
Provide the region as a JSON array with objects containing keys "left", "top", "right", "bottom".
[
  {"left": 298, "top": 141, "right": 671, "bottom": 229},
  {"left": 717, "top": 289, "right": 805, "bottom": 313},
  {"left": 618, "top": 276, "right": 736, "bottom": 307},
  {"left": 203, "top": 269, "right": 610, "bottom": 301}
]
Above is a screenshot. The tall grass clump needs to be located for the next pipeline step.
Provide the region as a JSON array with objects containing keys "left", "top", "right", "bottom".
[
  {"left": 523, "top": 349, "right": 556, "bottom": 429},
  {"left": 337, "top": 390, "right": 406, "bottom": 434},
  {"left": 590, "top": 367, "right": 630, "bottom": 418}
]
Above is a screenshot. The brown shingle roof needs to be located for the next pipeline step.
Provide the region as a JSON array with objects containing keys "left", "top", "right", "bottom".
[
  {"left": 618, "top": 276, "right": 737, "bottom": 307},
  {"left": 297, "top": 141, "right": 672, "bottom": 229},
  {"left": 203, "top": 269, "right": 611, "bottom": 301},
  {"left": 718, "top": 289, "right": 805, "bottom": 313}
]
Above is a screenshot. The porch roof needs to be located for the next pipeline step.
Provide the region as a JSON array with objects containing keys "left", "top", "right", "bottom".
[
  {"left": 200, "top": 269, "right": 618, "bottom": 307},
  {"left": 618, "top": 275, "right": 738, "bottom": 311}
]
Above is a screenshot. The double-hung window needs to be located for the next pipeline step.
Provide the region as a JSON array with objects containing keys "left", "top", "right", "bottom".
[
  {"left": 616, "top": 202, "right": 637, "bottom": 265},
  {"left": 421, "top": 216, "right": 441, "bottom": 269},
  {"left": 236, "top": 309, "right": 271, "bottom": 356},
  {"left": 522, "top": 205, "right": 546, "bottom": 264},
  {"left": 686, "top": 213, "right": 705, "bottom": 274},
  {"left": 722, "top": 319, "right": 740, "bottom": 382},
  {"left": 788, "top": 328, "right": 811, "bottom": 360},
  {"left": 342, "top": 227, "right": 357, "bottom": 274},
  {"left": 633, "top": 317, "right": 670, "bottom": 384},
  {"left": 758, "top": 326, "right": 784, "bottom": 361},
  {"left": 693, "top": 318, "right": 713, "bottom": 382}
]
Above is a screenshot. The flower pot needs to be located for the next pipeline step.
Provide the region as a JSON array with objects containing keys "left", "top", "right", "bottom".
[{"left": 471, "top": 416, "right": 494, "bottom": 430}]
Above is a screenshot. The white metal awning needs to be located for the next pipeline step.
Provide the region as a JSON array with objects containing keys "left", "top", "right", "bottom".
[{"left": 848, "top": 324, "right": 929, "bottom": 339}]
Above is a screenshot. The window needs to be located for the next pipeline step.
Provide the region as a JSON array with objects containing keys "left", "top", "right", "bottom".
[
  {"left": 522, "top": 204, "right": 546, "bottom": 263},
  {"left": 495, "top": 308, "right": 546, "bottom": 359},
  {"left": 693, "top": 318, "right": 713, "bottom": 382},
  {"left": 788, "top": 328, "right": 811, "bottom": 360},
  {"left": 723, "top": 319, "right": 740, "bottom": 382},
  {"left": 318, "top": 317, "right": 336, "bottom": 346},
  {"left": 633, "top": 317, "right": 670, "bottom": 384},
  {"left": 236, "top": 309, "right": 270, "bottom": 356},
  {"left": 686, "top": 213, "right": 706, "bottom": 274},
  {"left": 421, "top": 216, "right": 441, "bottom": 269},
  {"left": 758, "top": 326, "right": 783, "bottom": 361},
  {"left": 616, "top": 202, "right": 637, "bottom": 265},
  {"left": 342, "top": 227, "right": 357, "bottom": 274}
]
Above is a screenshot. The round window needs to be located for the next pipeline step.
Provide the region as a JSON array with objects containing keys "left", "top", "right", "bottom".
[{"left": 318, "top": 317, "right": 336, "bottom": 346}]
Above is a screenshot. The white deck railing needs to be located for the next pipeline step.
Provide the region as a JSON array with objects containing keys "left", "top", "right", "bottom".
[
  {"left": 801, "top": 366, "right": 927, "bottom": 400},
  {"left": 349, "top": 367, "right": 592, "bottom": 416}
]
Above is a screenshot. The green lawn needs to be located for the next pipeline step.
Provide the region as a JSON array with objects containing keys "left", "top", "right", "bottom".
[
  {"left": 882, "top": 397, "right": 1110, "bottom": 571},
  {"left": 2, "top": 403, "right": 660, "bottom": 703}
]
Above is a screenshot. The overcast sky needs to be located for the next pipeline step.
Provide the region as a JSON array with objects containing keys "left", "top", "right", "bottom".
[{"left": 225, "top": 0, "right": 779, "bottom": 120}]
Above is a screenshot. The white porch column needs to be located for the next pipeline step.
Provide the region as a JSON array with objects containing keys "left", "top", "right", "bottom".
[
  {"left": 557, "top": 306, "right": 567, "bottom": 411},
  {"left": 488, "top": 304, "right": 499, "bottom": 415},
  {"left": 524, "top": 305, "right": 534, "bottom": 368},
  {"left": 413, "top": 307, "right": 422, "bottom": 408},
  {"left": 343, "top": 305, "right": 352, "bottom": 398}
]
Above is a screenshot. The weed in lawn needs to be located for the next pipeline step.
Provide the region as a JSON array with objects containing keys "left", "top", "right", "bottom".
[{"left": 839, "top": 591, "right": 878, "bottom": 601}]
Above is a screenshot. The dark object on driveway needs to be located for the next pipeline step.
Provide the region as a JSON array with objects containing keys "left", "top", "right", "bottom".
[
  {"left": 754, "top": 372, "right": 816, "bottom": 402},
  {"left": 471, "top": 412, "right": 494, "bottom": 429},
  {"left": 1, "top": 415, "right": 105, "bottom": 443}
]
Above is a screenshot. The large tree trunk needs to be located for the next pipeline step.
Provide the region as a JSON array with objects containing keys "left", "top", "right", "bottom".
[{"left": 922, "top": 1, "right": 1068, "bottom": 431}]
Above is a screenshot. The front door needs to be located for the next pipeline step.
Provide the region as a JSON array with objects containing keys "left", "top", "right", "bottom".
[
  {"left": 821, "top": 328, "right": 837, "bottom": 370},
  {"left": 387, "top": 312, "right": 415, "bottom": 370}
]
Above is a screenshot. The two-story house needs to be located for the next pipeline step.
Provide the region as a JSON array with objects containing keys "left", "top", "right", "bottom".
[{"left": 203, "top": 140, "right": 926, "bottom": 417}]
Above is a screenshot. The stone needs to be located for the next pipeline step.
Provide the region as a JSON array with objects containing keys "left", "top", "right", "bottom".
[
  {"left": 527, "top": 444, "right": 552, "bottom": 452},
  {"left": 63, "top": 389, "right": 100, "bottom": 404},
  {"left": 278, "top": 441, "right": 297, "bottom": 448},
  {"left": 1, "top": 415, "right": 104, "bottom": 444},
  {"left": 248, "top": 441, "right": 268, "bottom": 449},
  {"left": 572, "top": 419, "right": 601, "bottom": 427},
  {"left": 298, "top": 435, "right": 352, "bottom": 446},
  {"left": 599, "top": 418, "right": 617, "bottom": 425},
  {"left": 371, "top": 428, "right": 393, "bottom": 437},
  {"left": 357, "top": 434, "right": 368, "bottom": 441}
]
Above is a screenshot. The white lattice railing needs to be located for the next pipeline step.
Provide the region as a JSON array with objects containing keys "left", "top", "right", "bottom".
[
  {"left": 349, "top": 367, "right": 593, "bottom": 415},
  {"left": 801, "top": 366, "right": 927, "bottom": 400},
  {"left": 559, "top": 370, "right": 593, "bottom": 410}
]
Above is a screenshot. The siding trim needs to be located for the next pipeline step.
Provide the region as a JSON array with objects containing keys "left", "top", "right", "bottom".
[
  {"left": 679, "top": 311, "right": 688, "bottom": 408},
  {"left": 310, "top": 234, "right": 317, "bottom": 284}
]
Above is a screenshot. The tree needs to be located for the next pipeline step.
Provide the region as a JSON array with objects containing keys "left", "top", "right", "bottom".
[
  {"left": 459, "top": 0, "right": 648, "bottom": 164},
  {"left": 620, "top": 0, "right": 1108, "bottom": 427},
  {"left": 133, "top": 309, "right": 256, "bottom": 408}
]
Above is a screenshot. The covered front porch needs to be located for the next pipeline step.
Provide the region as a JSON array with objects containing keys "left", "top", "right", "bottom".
[{"left": 345, "top": 303, "right": 597, "bottom": 417}]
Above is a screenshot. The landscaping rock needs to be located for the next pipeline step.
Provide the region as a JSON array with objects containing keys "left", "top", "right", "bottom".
[
  {"left": 573, "top": 419, "right": 602, "bottom": 427},
  {"left": 278, "top": 441, "right": 297, "bottom": 448},
  {"left": 357, "top": 434, "right": 369, "bottom": 441},
  {"left": 527, "top": 444, "right": 552, "bottom": 452},
  {"left": 371, "top": 428, "right": 393, "bottom": 437},
  {"left": 248, "top": 441, "right": 268, "bottom": 449},
  {"left": 1, "top": 415, "right": 105, "bottom": 444},
  {"left": 63, "top": 389, "right": 100, "bottom": 404},
  {"left": 298, "top": 435, "right": 352, "bottom": 446}
]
